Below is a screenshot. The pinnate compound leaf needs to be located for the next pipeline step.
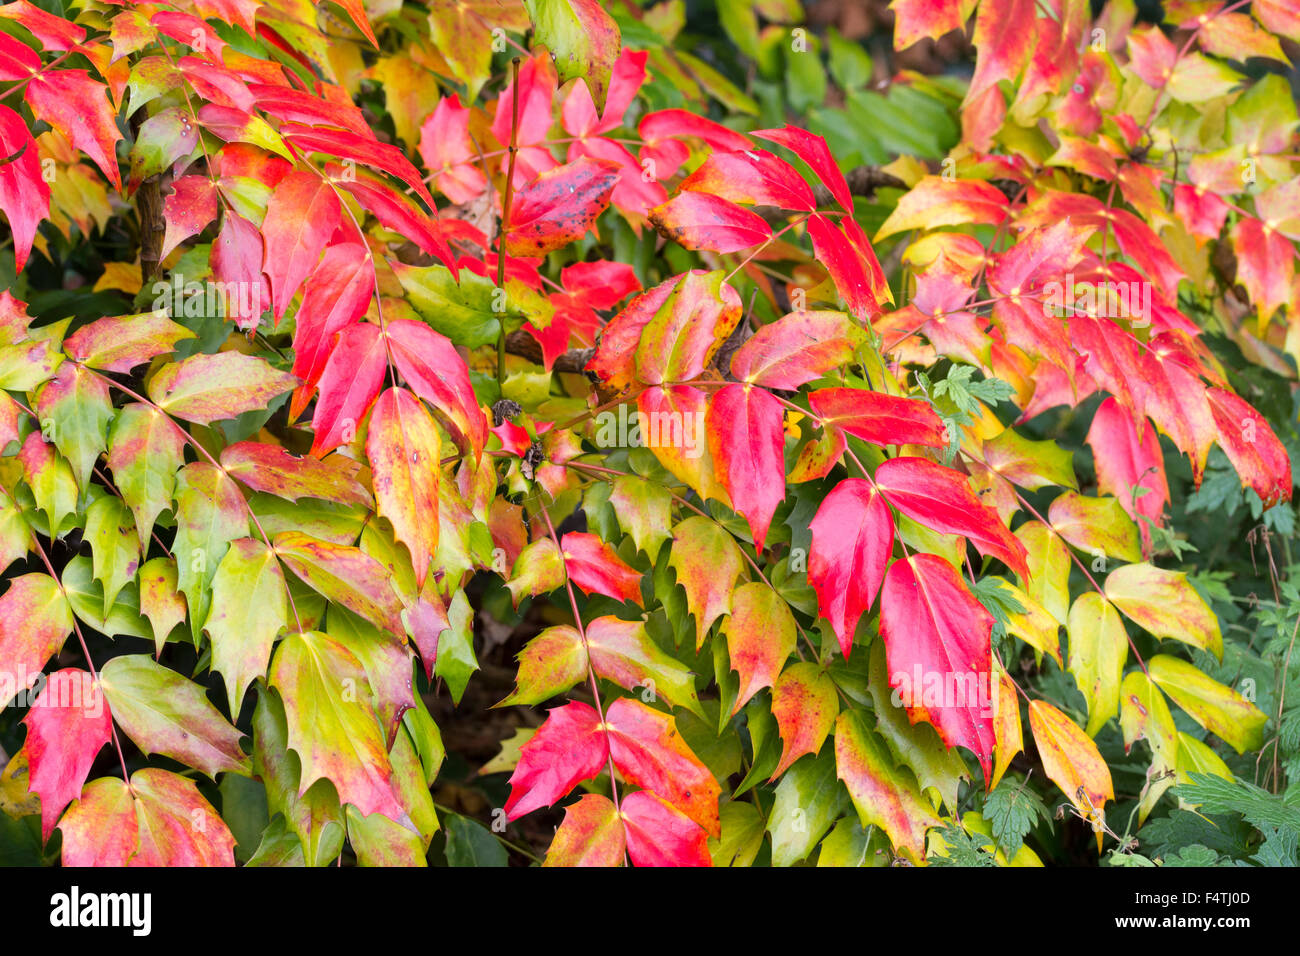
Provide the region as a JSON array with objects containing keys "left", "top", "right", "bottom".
[
  {"left": 99, "top": 654, "right": 251, "bottom": 777},
  {"left": 880, "top": 552, "right": 996, "bottom": 783}
]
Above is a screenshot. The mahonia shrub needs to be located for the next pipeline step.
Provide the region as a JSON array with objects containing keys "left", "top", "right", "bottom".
[{"left": 0, "top": 0, "right": 1296, "bottom": 866}]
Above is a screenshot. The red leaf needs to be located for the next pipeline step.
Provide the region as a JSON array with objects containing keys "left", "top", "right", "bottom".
[
  {"left": 638, "top": 109, "right": 752, "bottom": 178},
  {"left": 291, "top": 242, "right": 373, "bottom": 410},
  {"left": 250, "top": 83, "right": 372, "bottom": 139},
  {"left": 310, "top": 321, "right": 387, "bottom": 456},
  {"left": 880, "top": 552, "right": 996, "bottom": 783},
  {"left": 491, "top": 53, "right": 560, "bottom": 188},
  {"left": 706, "top": 383, "right": 786, "bottom": 551},
  {"left": 210, "top": 210, "right": 268, "bottom": 329},
  {"left": 1232, "top": 217, "right": 1295, "bottom": 326},
  {"left": 561, "top": 48, "right": 647, "bottom": 138},
  {"left": 0, "top": 103, "right": 49, "bottom": 272},
  {"left": 385, "top": 317, "right": 486, "bottom": 458},
  {"left": 729, "top": 310, "right": 863, "bottom": 389},
  {"left": 334, "top": 166, "right": 458, "bottom": 273},
  {"left": 261, "top": 170, "right": 341, "bottom": 320},
  {"left": 283, "top": 123, "right": 433, "bottom": 207},
  {"left": 418, "top": 94, "right": 486, "bottom": 204},
  {"left": 679, "top": 148, "right": 815, "bottom": 211},
  {"left": 1086, "top": 397, "right": 1168, "bottom": 549},
  {"left": 605, "top": 697, "right": 720, "bottom": 836},
  {"left": 874, "top": 456, "right": 1030, "bottom": 579},
  {"left": 752, "top": 125, "right": 853, "bottom": 213},
  {"left": 968, "top": 0, "right": 1036, "bottom": 102},
  {"left": 807, "top": 213, "right": 888, "bottom": 318},
  {"left": 21, "top": 668, "right": 112, "bottom": 841},
  {"left": 621, "top": 790, "right": 711, "bottom": 867},
  {"left": 559, "top": 531, "right": 643, "bottom": 605},
  {"left": 504, "top": 701, "right": 609, "bottom": 819},
  {"left": 807, "top": 387, "right": 946, "bottom": 448},
  {"left": 809, "top": 478, "right": 894, "bottom": 658},
  {"left": 503, "top": 157, "right": 621, "bottom": 257},
  {"left": 0, "top": 1, "right": 85, "bottom": 50},
  {"left": 160, "top": 175, "right": 218, "bottom": 260},
  {"left": 1206, "top": 388, "right": 1293, "bottom": 508},
  {"left": 0, "top": 32, "right": 40, "bottom": 80},
  {"left": 648, "top": 192, "right": 772, "bottom": 253},
  {"left": 892, "top": 0, "right": 974, "bottom": 49},
  {"left": 24, "top": 70, "right": 122, "bottom": 190}
]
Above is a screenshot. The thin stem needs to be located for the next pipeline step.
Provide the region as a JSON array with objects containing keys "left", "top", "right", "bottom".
[
  {"left": 496, "top": 57, "right": 522, "bottom": 388},
  {"left": 536, "top": 500, "right": 627, "bottom": 864}
]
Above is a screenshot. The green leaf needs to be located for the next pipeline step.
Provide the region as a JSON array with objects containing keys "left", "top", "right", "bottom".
[
  {"left": 99, "top": 654, "right": 252, "bottom": 776},
  {"left": 435, "top": 590, "right": 478, "bottom": 705},
  {"left": 444, "top": 813, "right": 508, "bottom": 867}
]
